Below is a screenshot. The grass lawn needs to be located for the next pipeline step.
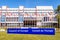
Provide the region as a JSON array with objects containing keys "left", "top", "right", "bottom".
[{"left": 0, "top": 31, "right": 60, "bottom": 40}]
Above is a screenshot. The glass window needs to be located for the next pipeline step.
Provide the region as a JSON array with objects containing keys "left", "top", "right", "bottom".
[
  {"left": 6, "top": 17, "right": 18, "bottom": 22},
  {"left": 43, "top": 17, "right": 49, "bottom": 21}
]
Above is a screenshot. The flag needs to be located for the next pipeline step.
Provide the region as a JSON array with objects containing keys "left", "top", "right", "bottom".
[
  {"left": 24, "top": 12, "right": 29, "bottom": 17},
  {"left": 41, "top": 13, "right": 44, "bottom": 16},
  {"left": 48, "top": 12, "right": 53, "bottom": 15},
  {"left": 34, "top": 13, "right": 37, "bottom": 16},
  {"left": 6, "top": 12, "right": 12, "bottom": 16}
]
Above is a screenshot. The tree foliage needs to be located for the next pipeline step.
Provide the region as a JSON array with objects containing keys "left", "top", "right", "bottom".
[{"left": 57, "top": 5, "right": 60, "bottom": 12}]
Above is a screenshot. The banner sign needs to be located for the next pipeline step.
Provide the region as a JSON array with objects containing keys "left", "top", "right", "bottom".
[{"left": 7, "top": 27, "right": 55, "bottom": 35}]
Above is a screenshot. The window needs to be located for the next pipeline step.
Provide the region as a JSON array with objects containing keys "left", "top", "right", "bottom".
[
  {"left": 6, "top": 17, "right": 18, "bottom": 22},
  {"left": 7, "top": 23, "right": 19, "bottom": 27},
  {"left": 43, "top": 17, "right": 49, "bottom": 21}
]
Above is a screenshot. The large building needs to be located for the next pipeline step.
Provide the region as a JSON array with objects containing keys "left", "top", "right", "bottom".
[{"left": 0, "top": 6, "right": 58, "bottom": 27}]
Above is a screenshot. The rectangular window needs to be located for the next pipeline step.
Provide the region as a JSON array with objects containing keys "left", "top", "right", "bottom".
[
  {"left": 6, "top": 17, "right": 18, "bottom": 22},
  {"left": 7, "top": 23, "right": 19, "bottom": 27},
  {"left": 43, "top": 17, "right": 49, "bottom": 21}
]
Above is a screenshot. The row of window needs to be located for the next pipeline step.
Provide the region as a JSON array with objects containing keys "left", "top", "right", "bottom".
[
  {"left": 43, "top": 17, "right": 56, "bottom": 21},
  {"left": 7, "top": 23, "right": 20, "bottom": 26},
  {"left": 0, "top": 17, "right": 23, "bottom": 22},
  {"left": 0, "top": 17, "right": 56, "bottom": 22},
  {"left": 6, "top": 17, "right": 18, "bottom": 21},
  {"left": 0, "top": 23, "right": 21, "bottom": 27}
]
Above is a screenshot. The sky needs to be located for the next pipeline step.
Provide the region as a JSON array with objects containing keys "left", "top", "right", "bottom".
[{"left": 0, "top": 0, "right": 60, "bottom": 9}]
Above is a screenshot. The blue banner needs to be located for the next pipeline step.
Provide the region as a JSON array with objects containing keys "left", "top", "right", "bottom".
[{"left": 7, "top": 28, "right": 55, "bottom": 35}]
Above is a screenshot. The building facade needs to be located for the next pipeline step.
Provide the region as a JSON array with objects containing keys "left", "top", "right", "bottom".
[{"left": 0, "top": 6, "right": 58, "bottom": 27}]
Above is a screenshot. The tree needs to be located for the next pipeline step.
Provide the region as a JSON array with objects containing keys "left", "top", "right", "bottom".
[
  {"left": 56, "top": 5, "right": 60, "bottom": 28},
  {"left": 56, "top": 14, "right": 60, "bottom": 28},
  {"left": 57, "top": 5, "right": 60, "bottom": 12}
]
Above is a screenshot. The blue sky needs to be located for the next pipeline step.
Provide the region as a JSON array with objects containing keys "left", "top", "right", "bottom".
[{"left": 0, "top": 0, "right": 60, "bottom": 9}]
